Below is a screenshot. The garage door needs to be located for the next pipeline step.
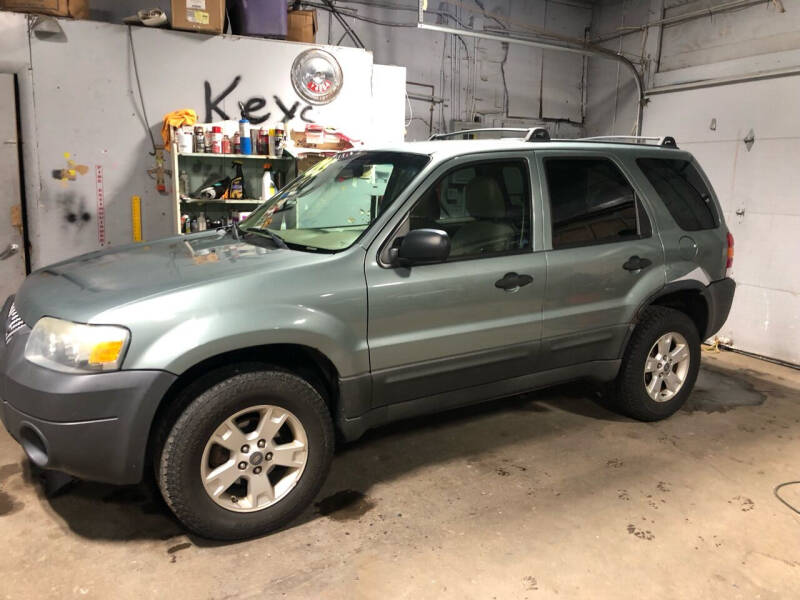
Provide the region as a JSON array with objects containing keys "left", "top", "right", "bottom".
[{"left": 642, "top": 74, "right": 800, "bottom": 365}]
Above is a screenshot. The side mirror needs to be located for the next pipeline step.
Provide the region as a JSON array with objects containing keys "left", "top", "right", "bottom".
[{"left": 390, "top": 229, "right": 450, "bottom": 267}]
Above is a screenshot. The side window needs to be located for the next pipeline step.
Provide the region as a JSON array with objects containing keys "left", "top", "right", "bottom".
[
  {"left": 544, "top": 158, "right": 650, "bottom": 250},
  {"left": 409, "top": 160, "right": 531, "bottom": 260},
  {"left": 637, "top": 158, "right": 719, "bottom": 231}
]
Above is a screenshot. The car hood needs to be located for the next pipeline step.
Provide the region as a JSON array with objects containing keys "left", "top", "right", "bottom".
[{"left": 14, "top": 231, "right": 327, "bottom": 325}]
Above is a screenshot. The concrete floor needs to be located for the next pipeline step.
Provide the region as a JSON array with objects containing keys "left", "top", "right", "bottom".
[{"left": 1, "top": 351, "right": 799, "bottom": 599}]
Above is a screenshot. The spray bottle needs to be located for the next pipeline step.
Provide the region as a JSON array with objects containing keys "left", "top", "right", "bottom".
[{"left": 230, "top": 160, "right": 247, "bottom": 200}]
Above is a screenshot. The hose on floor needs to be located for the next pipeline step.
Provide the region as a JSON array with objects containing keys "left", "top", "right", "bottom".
[{"left": 774, "top": 481, "right": 800, "bottom": 515}]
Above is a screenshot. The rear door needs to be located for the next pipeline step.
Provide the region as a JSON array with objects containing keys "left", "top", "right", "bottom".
[
  {"left": 535, "top": 150, "right": 666, "bottom": 369},
  {"left": 365, "top": 151, "right": 547, "bottom": 408}
]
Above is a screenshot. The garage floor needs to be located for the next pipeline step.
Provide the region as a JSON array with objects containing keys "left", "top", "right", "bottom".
[{"left": 1, "top": 351, "right": 799, "bottom": 599}]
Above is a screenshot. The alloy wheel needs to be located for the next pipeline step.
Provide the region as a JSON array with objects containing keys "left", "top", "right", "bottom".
[
  {"left": 643, "top": 331, "right": 691, "bottom": 402},
  {"left": 200, "top": 405, "right": 308, "bottom": 512}
]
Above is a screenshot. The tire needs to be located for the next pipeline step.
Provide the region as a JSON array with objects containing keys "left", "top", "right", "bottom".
[
  {"left": 156, "top": 366, "right": 334, "bottom": 540},
  {"left": 611, "top": 306, "right": 701, "bottom": 421}
]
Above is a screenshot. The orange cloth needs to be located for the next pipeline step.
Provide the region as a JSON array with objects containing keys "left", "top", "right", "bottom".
[{"left": 161, "top": 109, "right": 198, "bottom": 146}]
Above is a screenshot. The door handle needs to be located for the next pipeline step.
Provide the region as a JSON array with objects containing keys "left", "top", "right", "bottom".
[
  {"left": 495, "top": 272, "right": 533, "bottom": 291},
  {"left": 622, "top": 255, "right": 652, "bottom": 272},
  {"left": 0, "top": 244, "right": 19, "bottom": 261}
]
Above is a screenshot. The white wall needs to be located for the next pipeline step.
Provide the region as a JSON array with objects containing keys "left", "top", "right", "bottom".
[
  {"left": 41, "top": 0, "right": 596, "bottom": 141},
  {"left": 586, "top": 0, "right": 800, "bottom": 364},
  {"left": 644, "top": 76, "right": 800, "bottom": 364},
  {"left": 0, "top": 11, "right": 404, "bottom": 269}
]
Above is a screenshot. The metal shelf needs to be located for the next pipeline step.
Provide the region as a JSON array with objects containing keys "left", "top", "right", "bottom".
[
  {"left": 177, "top": 152, "right": 292, "bottom": 160},
  {"left": 180, "top": 197, "right": 263, "bottom": 205}
]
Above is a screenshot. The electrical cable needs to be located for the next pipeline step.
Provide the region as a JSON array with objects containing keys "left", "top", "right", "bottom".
[
  {"left": 321, "top": 0, "right": 365, "bottom": 48},
  {"left": 300, "top": 0, "right": 470, "bottom": 56},
  {"left": 127, "top": 26, "right": 158, "bottom": 156},
  {"left": 774, "top": 481, "right": 800, "bottom": 515}
]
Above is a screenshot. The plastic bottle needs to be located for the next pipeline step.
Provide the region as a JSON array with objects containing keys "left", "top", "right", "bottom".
[
  {"left": 261, "top": 165, "right": 275, "bottom": 201},
  {"left": 177, "top": 126, "right": 193, "bottom": 154},
  {"left": 179, "top": 170, "right": 189, "bottom": 195},
  {"left": 230, "top": 161, "right": 247, "bottom": 200},
  {"left": 198, "top": 213, "right": 207, "bottom": 232}
]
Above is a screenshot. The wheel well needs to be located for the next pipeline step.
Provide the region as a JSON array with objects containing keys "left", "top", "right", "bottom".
[
  {"left": 146, "top": 344, "right": 340, "bottom": 467},
  {"left": 649, "top": 290, "right": 709, "bottom": 339}
]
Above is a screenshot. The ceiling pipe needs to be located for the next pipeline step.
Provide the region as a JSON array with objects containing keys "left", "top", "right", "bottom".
[
  {"left": 417, "top": 21, "right": 644, "bottom": 135},
  {"left": 591, "top": 0, "right": 776, "bottom": 44}
]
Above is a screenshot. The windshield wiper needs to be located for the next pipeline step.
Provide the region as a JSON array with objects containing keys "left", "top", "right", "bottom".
[
  {"left": 216, "top": 221, "right": 242, "bottom": 241},
  {"left": 242, "top": 227, "right": 288, "bottom": 249}
]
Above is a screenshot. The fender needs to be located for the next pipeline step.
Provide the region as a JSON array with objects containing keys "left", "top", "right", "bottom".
[
  {"left": 618, "top": 279, "right": 712, "bottom": 359},
  {"left": 125, "top": 302, "right": 369, "bottom": 377}
]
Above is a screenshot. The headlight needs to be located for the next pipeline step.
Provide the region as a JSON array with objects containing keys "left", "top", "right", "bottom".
[{"left": 24, "top": 317, "right": 130, "bottom": 373}]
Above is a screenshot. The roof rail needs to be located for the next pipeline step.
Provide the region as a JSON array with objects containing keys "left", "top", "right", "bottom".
[
  {"left": 428, "top": 127, "right": 551, "bottom": 142},
  {"left": 576, "top": 135, "right": 678, "bottom": 148}
]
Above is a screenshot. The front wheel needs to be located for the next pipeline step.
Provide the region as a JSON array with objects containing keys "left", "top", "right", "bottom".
[
  {"left": 157, "top": 367, "right": 334, "bottom": 540},
  {"left": 610, "top": 306, "right": 701, "bottom": 421}
]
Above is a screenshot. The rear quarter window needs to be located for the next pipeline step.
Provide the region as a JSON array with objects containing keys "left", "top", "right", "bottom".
[{"left": 637, "top": 158, "right": 719, "bottom": 231}]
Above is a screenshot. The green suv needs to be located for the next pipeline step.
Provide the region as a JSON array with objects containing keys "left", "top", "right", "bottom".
[{"left": 0, "top": 128, "right": 735, "bottom": 540}]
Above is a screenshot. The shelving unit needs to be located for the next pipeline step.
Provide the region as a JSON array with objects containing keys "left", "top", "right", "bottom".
[{"left": 170, "top": 124, "right": 297, "bottom": 235}]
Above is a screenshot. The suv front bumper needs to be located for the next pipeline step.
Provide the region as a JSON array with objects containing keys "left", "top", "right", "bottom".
[{"left": 0, "top": 300, "right": 176, "bottom": 485}]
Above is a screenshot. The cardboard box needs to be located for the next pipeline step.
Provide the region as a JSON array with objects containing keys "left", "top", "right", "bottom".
[
  {"left": 0, "top": 0, "right": 88, "bottom": 19},
  {"left": 171, "top": 0, "right": 225, "bottom": 35},
  {"left": 287, "top": 9, "right": 316, "bottom": 44}
]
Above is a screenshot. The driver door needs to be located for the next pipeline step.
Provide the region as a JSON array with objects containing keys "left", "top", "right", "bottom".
[{"left": 365, "top": 152, "right": 547, "bottom": 409}]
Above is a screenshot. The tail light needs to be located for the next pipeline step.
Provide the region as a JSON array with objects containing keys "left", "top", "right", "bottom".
[{"left": 726, "top": 232, "right": 734, "bottom": 272}]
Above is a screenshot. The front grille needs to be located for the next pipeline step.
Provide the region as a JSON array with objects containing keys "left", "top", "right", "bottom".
[{"left": 5, "top": 303, "right": 25, "bottom": 344}]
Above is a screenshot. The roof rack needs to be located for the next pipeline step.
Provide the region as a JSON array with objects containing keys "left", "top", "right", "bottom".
[
  {"left": 429, "top": 127, "right": 551, "bottom": 142},
  {"left": 427, "top": 128, "right": 678, "bottom": 148},
  {"left": 576, "top": 135, "right": 678, "bottom": 148}
]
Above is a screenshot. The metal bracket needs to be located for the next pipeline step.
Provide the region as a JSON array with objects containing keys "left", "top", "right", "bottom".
[
  {"left": 0, "top": 243, "right": 19, "bottom": 260},
  {"left": 743, "top": 129, "right": 755, "bottom": 151}
]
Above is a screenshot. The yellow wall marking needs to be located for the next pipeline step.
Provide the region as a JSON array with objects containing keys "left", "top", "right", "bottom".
[{"left": 131, "top": 195, "right": 142, "bottom": 242}]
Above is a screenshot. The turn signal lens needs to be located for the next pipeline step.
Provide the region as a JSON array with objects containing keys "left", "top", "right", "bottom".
[
  {"left": 726, "top": 232, "right": 734, "bottom": 270},
  {"left": 89, "top": 340, "right": 125, "bottom": 365}
]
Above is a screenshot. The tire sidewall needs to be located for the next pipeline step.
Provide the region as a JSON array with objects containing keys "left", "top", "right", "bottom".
[
  {"left": 620, "top": 309, "right": 701, "bottom": 420},
  {"left": 162, "top": 370, "right": 333, "bottom": 539}
]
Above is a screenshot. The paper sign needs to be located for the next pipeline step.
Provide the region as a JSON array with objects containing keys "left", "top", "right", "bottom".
[{"left": 187, "top": 9, "right": 209, "bottom": 24}]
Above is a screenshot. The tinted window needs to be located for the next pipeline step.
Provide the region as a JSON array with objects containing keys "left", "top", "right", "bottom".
[
  {"left": 545, "top": 158, "right": 649, "bottom": 249},
  {"left": 637, "top": 158, "right": 718, "bottom": 231},
  {"left": 409, "top": 160, "right": 531, "bottom": 259}
]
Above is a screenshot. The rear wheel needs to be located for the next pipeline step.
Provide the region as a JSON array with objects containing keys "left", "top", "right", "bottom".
[
  {"left": 611, "top": 306, "right": 700, "bottom": 421},
  {"left": 157, "top": 367, "right": 334, "bottom": 540}
]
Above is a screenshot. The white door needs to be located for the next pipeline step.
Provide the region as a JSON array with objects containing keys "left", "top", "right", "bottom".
[
  {"left": 643, "top": 75, "right": 800, "bottom": 365},
  {"left": 0, "top": 74, "right": 27, "bottom": 301}
]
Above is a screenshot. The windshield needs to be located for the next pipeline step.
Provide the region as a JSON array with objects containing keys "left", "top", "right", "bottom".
[{"left": 240, "top": 151, "right": 430, "bottom": 251}]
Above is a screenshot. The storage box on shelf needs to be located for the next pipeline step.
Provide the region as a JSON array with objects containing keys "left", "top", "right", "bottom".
[
  {"left": 170, "top": 0, "right": 225, "bottom": 35},
  {"left": 170, "top": 121, "right": 296, "bottom": 235},
  {"left": 287, "top": 9, "right": 316, "bottom": 43},
  {"left": 0, "top": 0, "right": 88, "bottom": 18}
]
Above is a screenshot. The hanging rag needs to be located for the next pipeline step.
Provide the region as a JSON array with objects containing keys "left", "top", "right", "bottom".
[{"left": 161, "top": 109, "right": 198, "bottom": 146}]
